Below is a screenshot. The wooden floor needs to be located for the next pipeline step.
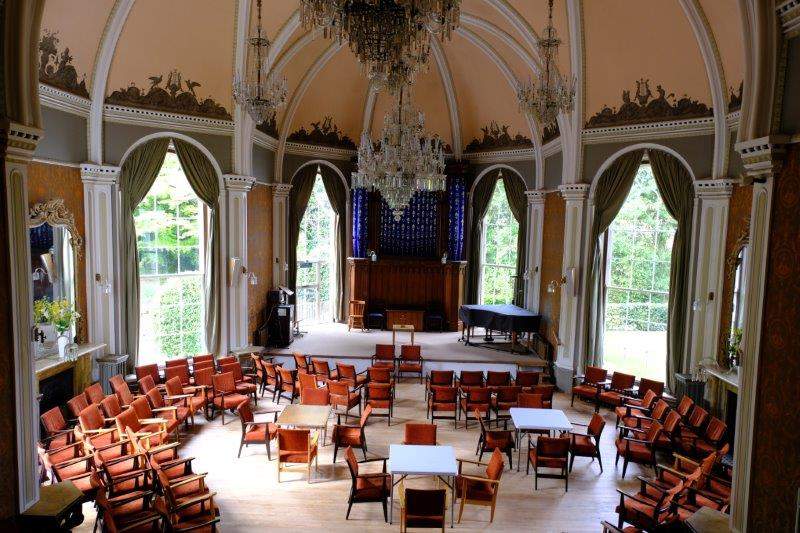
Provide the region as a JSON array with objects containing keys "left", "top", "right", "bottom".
[{"left": 75, "top": 383, "right": 647, "bottom": 532}]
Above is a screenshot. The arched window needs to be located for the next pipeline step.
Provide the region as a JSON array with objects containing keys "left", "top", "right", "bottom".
[
  {"left": 480, "top": 179, "right": 519, "bottom": 304},
  {"left": 603, "top": 163, "right": 675, "bottom": 382},
  {"left": 296, "top": 169, "right": 336, "bottom": 323},
  {"left": 134, "top": 152, "right": 206, "bottom": 363}
]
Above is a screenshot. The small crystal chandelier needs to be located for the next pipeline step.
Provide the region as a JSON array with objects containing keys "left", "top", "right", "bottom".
[
  {"left": 517, "top": 0, "right": 576, "bottom": 125},
  {"left": 300, "top": 0, "right": 460, "bottom": 94},
  {"left": 233, "top": 0, "right": 287, "bottom": 124},
  {"left": 353, "top": 87, "right": 447, "bottom": 220}
]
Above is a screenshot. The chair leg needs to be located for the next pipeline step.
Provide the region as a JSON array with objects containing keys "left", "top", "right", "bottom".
[
  {"left": 597, "top": 450, "right": 603, "bottom": 473},
  {"left": 382, "top": 498, "right": 388, "bottom": 523},
  {"left": 266, "top": 441, "right": 272, "bottom": 461},
  {"left": 622, "top": 457, "right": 629, "bottom": 478},
  {"left": 506, "top": 448, "right": 513, "bottom": 469},
  {"left": 569, "top": 454, "right": 575, "bottom": 472},
  {"left": 565, "top": 465, "right": 569, "bottom": 492},
  {"left": 346, "top": 498, "right": 353, "bottom": 519},
  {"left": 457, "top": 494, "right": 466, "bottom": 524},
  {"left": 333, "top": 444, "right": 339, "bottom": 463},
  {"left": 238, "top": 440, "right": 244, "bottom": 458}
]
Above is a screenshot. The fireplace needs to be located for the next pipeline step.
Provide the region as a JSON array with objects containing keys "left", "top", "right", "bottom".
[{"left": 39, "top": 367, "right": 74, "bottom": 421}]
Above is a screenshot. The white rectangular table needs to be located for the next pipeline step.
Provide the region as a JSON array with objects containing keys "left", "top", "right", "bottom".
[
  {"left": 510, "top": 408, "right": 573, "bottom": 471},
  {"left": 388, "top": 444, "right": 457, "bottom": 527}
]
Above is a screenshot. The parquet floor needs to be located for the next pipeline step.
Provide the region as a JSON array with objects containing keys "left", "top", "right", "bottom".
[{"left": 75, "top": 382, "right": 647, "bottom": 532}]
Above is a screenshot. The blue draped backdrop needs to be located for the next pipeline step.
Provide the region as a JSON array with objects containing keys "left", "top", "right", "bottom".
[
  {"left": 447, "top": 176, "right": 466, "bottom": 261},
  {"left": 351, "top": 187, "right": 369, "bottom": 258}
]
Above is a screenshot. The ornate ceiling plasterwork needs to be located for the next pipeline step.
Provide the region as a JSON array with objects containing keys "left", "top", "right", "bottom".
[
  {"left": 38, "top": 30, "right": 89, "bottom": 98},
  {"left": 542, "top": 121, "right": 560, "bottom": 143},
  {"left": 464, "top": 121, "right": 532, "bottom": 153},
  {"left": 729, "top": 81, "right": 743, "bottom": 112},
  {"left": 105, "top": 70, "right": 231, "bottom": 120},
  {"left": 256, "top": 117, "right": 278, "bottom": 138},
  {"left": 585, "top": 79, "right": 712, "bottom": 129},
  {"left": 287, "top": 116, "right": 356, "bottom": 149}
]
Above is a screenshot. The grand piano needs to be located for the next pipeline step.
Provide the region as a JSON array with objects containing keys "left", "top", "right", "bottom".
[{"left": 459, "top": 304, "right": 541, "bottom": 353}]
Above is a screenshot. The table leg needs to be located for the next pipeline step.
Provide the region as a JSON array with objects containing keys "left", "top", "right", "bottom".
[
  {"left": 411, "top": 330, "right": 415, "bottom": 345},
  {"left": 516, "top": 429, "right": 521, "bottom": 472},
  {"left": 389, "top": 473, "right": 394, "bottom": 524}
]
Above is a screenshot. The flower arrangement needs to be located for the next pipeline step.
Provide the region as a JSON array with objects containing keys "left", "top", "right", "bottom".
[
  {"left": 726, "top": 327, "right": 742, "bottom": 368},
  {"left": 33, "top": 298, "right": 80, "bottom": 334}
]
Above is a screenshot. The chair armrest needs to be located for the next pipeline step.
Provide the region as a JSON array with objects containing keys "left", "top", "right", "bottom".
[
  {"left": 169, "top": 472, "right": 207, "bottom": 488},
  {"left": 145, "top": 441, "right": 180, "bottom": 456},
  {"left": 460, "top": 474, "right": 500, "bottom": 486},
  {"left": 615, "top": 489, "right": 654, "bottom": 506},
  {"left": 358, "top": 457, "right": 388, "bottom": 464},
  {"left": 623, "top": 437, "right": 652, "bottom": 445},
  {"left": 151, "top": 406, "right": 178, "bottom": 414},
  {"left": 139, "top": 417, "right": 168, "bottom": 424},
  {"left": 158, "top": 456, "right": 194, "bottom": 470},
  {"left": 457, "top": 458, "right": 488, "bottom": 466},
  {"left": 172, "top": 492, "right": 217, "bottom": 513},
  {"left": 656, "top": 464, "right": 688, "bottom": 479},
  {"left": 165, "top": 394, "right": 193, "bottom": 401}
]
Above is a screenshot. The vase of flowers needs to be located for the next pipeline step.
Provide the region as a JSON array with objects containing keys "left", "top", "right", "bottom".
[
  {"left": 34, "top": 298, "right": 80, "bottom": 359},
  {"left": 725, "top": 328, "right": 743, "bottom": 372}
]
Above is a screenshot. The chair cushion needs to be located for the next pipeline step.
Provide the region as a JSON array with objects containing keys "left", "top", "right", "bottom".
[
  {"left": 530, "top": 451, "right": 567, "bottom": 469},
  {"left": 616, "top": 439, "right": 653, "bottom": 462},
  {"left": 599, "top": 390, "right": 625, "bottom": 406},
  {"left": 572, "top": 384, "right": 600, "bottom": 399},
  {"left": 214, "top": 393, "right": 249, "bottom": 409},
  {"left": 69, "top": 472, "right": 103, "bottom": 494},
  {"left": 354, "top": 474, "right": 390, "bottom": 500},
  {"left": 455, "top": 475, "right": 493, "bottom": 500},
  {"left": 571, "top": 435, "right": 596, "bottom": 456},
  {"left": 244, "top": 422, "right": 277, "bottom": 443},
  {"left": 334, "top": 426, "right": 362, "bottom": 446},
  {"left": 367, "top": 399, "right": 391, "bottom": 409},
  {"left": 398, "top": 363, "right": 422, "bottom": 372},
  {"left": 429, "top": 399, "right": 456, "bottom": 412}
]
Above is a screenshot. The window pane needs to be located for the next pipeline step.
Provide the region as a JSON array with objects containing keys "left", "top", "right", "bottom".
[
  {"left": 157, "top": 248, "right": 179, "bottom": 274},
  {"left": 179, "top": 248, "right": 200, "bottom": 273},
  {"left": 480, "top": 179, "right": 519, "bottom": 304}
]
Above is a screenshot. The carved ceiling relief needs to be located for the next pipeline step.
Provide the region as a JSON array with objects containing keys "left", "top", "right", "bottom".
[
  {"left": 586, "top": 79, "right": 712, "bottom": 128},
  {"left": 38, "top": 30, "right": 89, "bottom": 98},
  {"left": 728, "top": 81, "right": 743, "bottom": 112},
  {"left": 288, "top": 116, "right": 356, "bottom": 149},
  {"left": 542, "top": 122, "right": 560, "bottom": 144},
  {"left": 257, "top": 117, "right": 278, "bottom": 138},
  {"left": 464, "top": 121, "right": 533, "bottom": 153},
  {"left": 105, "top": 69, "right": 232, "bottom": 120}
]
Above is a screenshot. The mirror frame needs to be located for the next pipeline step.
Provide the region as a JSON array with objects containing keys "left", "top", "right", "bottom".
[
  {"left": 721, "top": 225, "right": 750, "bottom": 358},
  {"left": 29, "top": 198, "right": 85, "bottom": 342}
]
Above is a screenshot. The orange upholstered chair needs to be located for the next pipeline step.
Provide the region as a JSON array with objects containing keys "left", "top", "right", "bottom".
[
  {"left": 251, "top": 354, "right": 267, "bottom": 395},
  {"left": 678, "top": 416, "right": 727, "bottom": 458},
  {"left": 39, "top": 406, "right": 76, "bottom": 450},
  {"left": 211, "top": 371, "right": 250, "bottom": 424},
  {"left": 83, "top": 382, "right": 105, "bottom": 406},
  {"left": 491, "top": 386, "right": 521, "bottom": 429},
  {"left": 571, "top": 366, "right": 608, "bottom": 407},
  {"left": 95, "top": 488, "right": 162, "bottom": 532},
  {"left": 403, "top": 423, "right": 437, "bottom": 445},
  {"left": 337, "top": 363, "right": 368, "bottom": 387},
  {"left": 277, "top": 428, "right": 319, "bottom": 482},
  {"left": 164, "top": 375, "right": 206, "bottom": 422},
  {"left": 138, "top": 374, "right": 159, "bottom": 395},
  {"left": 615, "top": 478, "right": 683, "bottom": 531},
  {"left": 66, "top": 393, "right": 89, "bottom": 420},
  {"left": 109, "top": 374, "right": 138, "bottom": 407},
  {"left": 293, "top": 352, "right": 311, "bottom": 374},
  {"left": 455, "top": 448, "right": 504, "bottom": 523},
  {"left": 312, "top": 358, "right": 339, "bottom": 381},
  {"left": 684, "top": 405, "right": 709, "bottom": 436},
  {"left": 397, "top": 345, "right": 423, "bottom": 383},
  {"left": 263, "top": 362, "right": 281, "bottom": 401},
  {"left": 277, "top": 367, "right": 300, "bottom": 404},
  {"left": 192, "top": 359, "right": 215, "bottom": 375},
  {"left": 518, "top": 392, "right": 544, "bottom": 408},
  {"left": 400, "top": 487, "right": 446, "bottom": 533},
  {"left": 154, "top": 468, "right": 220, "bottom": 532},
  {"left": 514, "top": 370, "right": 541, "bottom": 390},
  {"left": 368, "top": 366, "right": 395, "bottom": 389},
  {"left": 220, "top": 361, "right": 258, "bottom": 404},
  {"left": 77, "top": 404, "right": 118, "bottom": 449},
  {"left": 193, "top": 367, "right": 215, "bottom": 411},
  {"left": 615, "top": 389, "right": 659, "bottom": 424},
  {"left": 328, "top": 380, "right": 362, "bottom": 420},
  {"left": 332, "top": 405, "right": 372, "bottom": 462},
  {"left": 216, "top": 355, "right": 236, "bottom": 367},
  {"left": 528, "top": 435, "right": 571, "bottom": 491},
  {"left": 193, "top": 353, "right": 214, "bottom": 365},
  {"left": 486, "top": 371, "right": 512, "bottom": 390},
  {"left": 618, "top": 399, "right": 670, "bottom": 435},
  {"left": 569, "top": 412, "right": 606, "bottom": 472},
  {"left": 426, "top": 370, "right": 454, "bottom": 398},
  {"left": 530, "top": 384, "right": 555, "bottom": 408},
  {"left": 301, "top": 386, "right": 330, "bottom": 406},
  {"left": 344, "top": 446, "right": 391, "bottom": 521},
  {"left": 616, "top": 421, "right": 663, "bottom": 478},
  {"left": 675, "top": 395, "right": 695, "bottom": 422},
  {"left": 236, "top": 399, "right": 278, "bottom": 461},
  {"left": 135, "top": 364, "right": 161, "bottom": 385},
  {"left": 164, "top": 364, "right": 192, "bottom": 387},
  {"left": 298, "top": 371, "right": 321, "bottom": 393},
  {"left": 636, "top": 378, "right": 664, "bottom": 399},
  {"left": 456, "top": 371, "right": 484, "bottom": 392},
  {"left": 598, "top": 372, "right": 637, "bottom": 410},
  {"left": 477, "top": 411, "right": 515, "bottom": 467},
  {"left": 132, "top": 396, "right": 180, "bottom": 439},
  {"left": 165, "top": 357, "right": 189, "bottom": 368},
  {"left": 427, "top": 386, "right": 458, "bottom": 428},
  {"left": 373, "top": 344, "right": 396, "bottom": 368},
  {"left": 114, "top": 406, "right": 168, "bottom": 448},
  {"left": 654, "top": 410, "right": 683, "bottom": 452},
  {"left": 460, "top": 387, "right": 490, "bottom": 429},
  {"left": 146, "top": 387, "right": 190, "bottom": 430},
  {"left": 366, "top": 383, "right": 394, "bottom": 425},
  {"left": 100, "top": 394, "right": 123, "bottom": 419},
  {"left": 40, "top": 442, "right": 104, "bottom": 498}
]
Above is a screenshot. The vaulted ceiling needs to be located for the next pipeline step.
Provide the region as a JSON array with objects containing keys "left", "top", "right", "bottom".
[{"left": 40, "top": 0, "right": 745, "bottom": 155}]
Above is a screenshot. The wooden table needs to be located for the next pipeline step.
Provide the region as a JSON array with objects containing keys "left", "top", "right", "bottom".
[
  {"left": 510, "top": 408, "right": 573, "bottom": 471},
  {"left": 21, "top": 481, "right": 85, "bottom": 531},
  {"left": 389, "top": 444, "right": 457, "bottom": 527},
  {"left": 275, "top": 404, "right": 331, "bottom": 429},
  {"left": 392, "top": 324, "right": 415, "bottom": 345}
]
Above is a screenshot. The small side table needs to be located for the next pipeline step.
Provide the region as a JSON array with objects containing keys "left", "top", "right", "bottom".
[
  {"left": 392, "top": 324, "right": 414, "bottom": 345},
  {"left": 21, "top": 481, "right": 85, "bottom": 532}
]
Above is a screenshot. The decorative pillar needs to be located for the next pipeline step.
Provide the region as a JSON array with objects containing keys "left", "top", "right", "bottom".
[
  {"left": 525, "top": 190, "right": 546, "bottom": 312},
  {"left": 225, "top": 175, "right": 256, "bottom": 350},
  {"left": 554, "top": 183, "right": 589, "bottom": 391},
  {"left": 728, "top": 135, "right": 786, "bottom": 532},
  {"left": 270, "top": 183, "right": 292, "bottom": 287},
  {"left": 2, "top": 121, "right": 43, "bottom": 511},
  {"left": 686, "top": 179, "right": 734, "bottom": 371},
  {"left": 81, "top": 164, "right": 120, "bottom": 359}
]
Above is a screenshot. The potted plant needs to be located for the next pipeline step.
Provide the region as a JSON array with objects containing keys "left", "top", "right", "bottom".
[{"left": 725, "top": 327, "right": 743, "bottom": 372}]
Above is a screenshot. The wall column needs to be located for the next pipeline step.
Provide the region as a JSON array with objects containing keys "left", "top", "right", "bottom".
[
  {"left": 224, "top": 175, "right": 256, "bottom": 350},
  {"left": 729, "top": 135, "right": 786, "bottom": 532},
  {"left": 2, "top": 121, "right": 42, "bottom": 512},
  {"left": 554, "top": 183, "right": 589, "bottom": 391},
  {"left": 270, "top": 183, "right": 291, "bottom": 287},
  {"left": 525, "top": 190, "right": 546, "bottom": 312},
  {"left": 687, "top": 178, "right": 734, "bottom": 371},
  {"left": 81, "top": 164, "right": 120, "bottom": 361}
]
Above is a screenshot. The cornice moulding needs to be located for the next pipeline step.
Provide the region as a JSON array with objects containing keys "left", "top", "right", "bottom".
[
  {"left": 103, "top": 104, "right": 234, "bottom": 135},
  {"left": 694, "top": 178, "right": 735, "bottom": 198},
  {"left": 253, "top": 129, "right": 279, "bottom": 151},
  {"left": 726, "top": 111, "right": 741, "bottom": 131},
  {"left": 39, "top": 84, "right": 91, "bottom": 117},
  {"left": 2, "top": 122, "right": 43, "bottom": 163},
  {"left": 224, "top": 174, "right": 257, "bottom": 192},
  {"left": 582, "top": 116, "right": 715, "bottom": 144},
  {"left": 284, "top": 141, "right": 354, "bottom": 161},
  {"left": 268, "top": 183, "right": 292, "bottom": 197},
  {"left": 777, "top": 0, "right": 800, "bottom": 36},
  {"left": 558, "top": 183, "right": 590, "bottom": 200},
  {"left": 735, "top": 135, "right": 789, "bottom": 179},
  {"left": 80, "top": 163, "right": 120, "bottom": 184},
  {"left": 462, "top": 147, "right": 537, "bottom": 164},
  {"left": 525, "top": 189, "right": 547, "bottom": 205}
]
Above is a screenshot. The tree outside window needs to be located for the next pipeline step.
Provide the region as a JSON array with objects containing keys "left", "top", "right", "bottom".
[
  {"left": 296, "top": 172, "right": 336, "bottom": 323},
  {"left": 135, "top": 152, "right": 205, "bottom": 363},
  {"left": 603, "top": 164, "right": 675, "bottom": 382},
  {"left": 480, "top": 180, "right": 519, "bottom": 305}
]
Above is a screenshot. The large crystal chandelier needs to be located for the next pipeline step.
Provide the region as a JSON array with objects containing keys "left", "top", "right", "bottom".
[
  {"left": 353, "top": 87, "right": 447, "bottom": 220},
  {"left": 233, "top": 0, "right": 288, "bottom": 124},
  {"left": 516, "top": 0, "right": 575, "bottom": 125},
  {"left": 300, "top": 0, "right": 461, "bottom": 93}
]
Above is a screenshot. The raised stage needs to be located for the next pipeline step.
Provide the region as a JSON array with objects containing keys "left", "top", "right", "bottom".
[{"left": 264, "top": 322, "right": 549, "bottom": 371}]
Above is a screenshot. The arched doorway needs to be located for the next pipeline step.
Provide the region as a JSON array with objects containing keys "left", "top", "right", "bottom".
[{"left": 479, "top": 178, "right": 519, "bottom": 304}]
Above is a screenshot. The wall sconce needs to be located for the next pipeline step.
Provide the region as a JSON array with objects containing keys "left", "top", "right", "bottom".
[
  {"left": 546, "top": 267, "right": 577, "bottom": 296},
  {"left": 241, "top": 265, "right": 258, "bottom": 286},
  {"left": 94, "top": 273, "right": 112, "bottom": 294}
]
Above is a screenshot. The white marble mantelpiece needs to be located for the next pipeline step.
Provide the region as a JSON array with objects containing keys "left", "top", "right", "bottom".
[{"left": 703, "top": 364, "right": 739, "bottom": 392}]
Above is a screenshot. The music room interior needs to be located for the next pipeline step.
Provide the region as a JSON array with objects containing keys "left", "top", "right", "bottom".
[{"left": 1, "top": 0, "right": 799, "bottom": 531}]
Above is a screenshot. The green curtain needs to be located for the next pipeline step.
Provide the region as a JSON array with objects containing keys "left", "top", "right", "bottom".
[
  {"left": 466, "top": 172, "right": 499, "bottom": 304},
  {"left": 583, "top": 149, "right": 645, "bottom": 369},
  {"left": 502, "top": 172, "right": 528, "bottom": 307},
  {"left": 321, "top": 170, "right": 348, "bottom": 322},
  {"left": 287, "top": 166, "right": 318, "bottom": 297},
  {"left": 120, "top": 138, "right": 169, "bottom": 369},
  {"left": 173, "top": 139, "right": 221, "bottom": 355},
  {"left": 649, "top": 149, "right": 695, "bottom": 392}
]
